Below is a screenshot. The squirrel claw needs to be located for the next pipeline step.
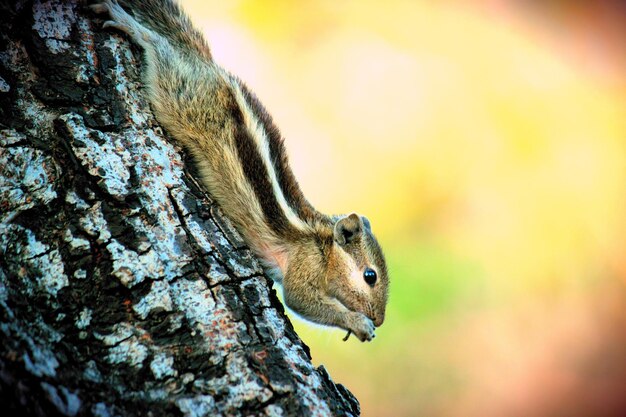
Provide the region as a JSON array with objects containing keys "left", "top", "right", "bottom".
[
  {"left": 89, "top": 0, "right": 115, "bottom": 14},
  {"left": 342, "top": 330, "right": 352, "bottom": 342},
  {"left": 102, "top": 20, "right": 126, "bottom": 31},
  {"left": 88, "top": 4, "right": 108, "bottom": 14}
]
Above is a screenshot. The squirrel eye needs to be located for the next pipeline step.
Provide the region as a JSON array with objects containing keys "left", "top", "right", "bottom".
[{"left": 363, "top": 268, "right": 377, "bottom": 286}]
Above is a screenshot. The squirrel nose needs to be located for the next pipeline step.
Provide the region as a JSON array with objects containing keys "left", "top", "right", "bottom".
[{"left": 373, "top": 315, "right": 384, "bottom": 327}]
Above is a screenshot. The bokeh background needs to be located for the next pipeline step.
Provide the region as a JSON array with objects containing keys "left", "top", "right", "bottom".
[{"left": 181, "top": 1, "right": 626, "bottom": 416}]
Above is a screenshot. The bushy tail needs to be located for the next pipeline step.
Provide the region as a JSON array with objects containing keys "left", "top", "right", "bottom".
[{"left": 117, "top": 0, "right": 212, "bottom": 60}]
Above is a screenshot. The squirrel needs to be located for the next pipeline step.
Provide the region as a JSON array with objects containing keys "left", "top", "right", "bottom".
[{"left": 90, "top": 0, "right": 388, "bottom": 342}]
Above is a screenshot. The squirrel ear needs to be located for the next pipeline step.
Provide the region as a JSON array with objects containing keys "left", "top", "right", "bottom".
[
  {"left": 361, "top": 216, "right": 371, "bottom": 232},
  {"left": 334, "top": 213, "right": 361, "bottom": 245}
]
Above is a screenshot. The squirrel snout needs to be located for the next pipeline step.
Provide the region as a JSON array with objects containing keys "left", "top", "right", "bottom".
[{"left": 373, "top": 315, "right": 384, "bottom": 327}]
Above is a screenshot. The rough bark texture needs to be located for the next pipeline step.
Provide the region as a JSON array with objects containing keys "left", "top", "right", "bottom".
[{"left": 0, "top": 1, "right": 360, "bottom": 415}]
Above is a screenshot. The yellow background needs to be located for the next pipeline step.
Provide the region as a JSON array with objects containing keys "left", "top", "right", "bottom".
[{"left": 181, "top": 1, "right": 626, "bottom": 415}]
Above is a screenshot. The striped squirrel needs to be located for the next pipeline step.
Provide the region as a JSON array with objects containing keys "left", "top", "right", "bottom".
[{"left": 90, "top": 0, "right": 388, "bottom": 342}]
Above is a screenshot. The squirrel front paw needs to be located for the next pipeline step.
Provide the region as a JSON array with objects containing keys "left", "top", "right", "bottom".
[
  {"left": 90, "top": 0, "right": 151, "bottom": 46},
  {"left": 345, "top": 312, "right": 376, "bottom": 342}
]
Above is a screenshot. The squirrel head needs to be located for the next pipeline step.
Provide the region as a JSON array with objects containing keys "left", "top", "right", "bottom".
[
  {"left": 283, "top": 213, "right": 389, "bottom": 326},
  {"left": 324, "top": 213, "right": 389, "bottom": 327}
]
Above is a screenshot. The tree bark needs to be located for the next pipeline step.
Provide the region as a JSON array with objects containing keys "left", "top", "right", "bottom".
[{"left": 0, "top": 1, "right": 360, "bottom": 415}]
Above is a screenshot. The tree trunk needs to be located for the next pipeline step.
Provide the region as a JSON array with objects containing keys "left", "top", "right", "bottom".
[{"left": 0, "top": 1, "right": 360, "bottom": 415}]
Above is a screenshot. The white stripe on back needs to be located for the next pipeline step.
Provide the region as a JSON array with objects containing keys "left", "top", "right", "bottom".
[{"left": 226, "top": 75, "right": 310, "bottom": 233}]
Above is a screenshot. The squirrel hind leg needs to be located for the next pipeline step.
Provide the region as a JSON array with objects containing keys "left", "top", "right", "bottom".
[{"left": 90, "top": 0, "right": 156, "bottom": 49}]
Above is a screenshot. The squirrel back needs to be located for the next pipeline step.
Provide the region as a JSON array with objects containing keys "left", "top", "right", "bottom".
[{"left": 118, "top": 0, "right": 324, "bottom": 241}]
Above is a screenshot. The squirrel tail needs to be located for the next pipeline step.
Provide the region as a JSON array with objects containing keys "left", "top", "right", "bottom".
[{"left": 116, "top": 0, "right": 212, "bottom": 60}]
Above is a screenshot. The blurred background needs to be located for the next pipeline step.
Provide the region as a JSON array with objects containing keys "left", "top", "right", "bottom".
[{"left": 181, "top": 1, "right": 626, "bottom": 416}]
